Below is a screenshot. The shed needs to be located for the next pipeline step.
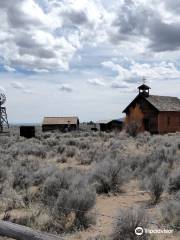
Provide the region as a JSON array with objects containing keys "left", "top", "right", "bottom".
[
  {"left": 20, "top": 126, "right": 35, "bottom": 138},
  {"left": 97, "top": 118, "right": 123, "bottom": 132},
  {"left": 42, "top": 117, "right": 79, "bottom": 132}
]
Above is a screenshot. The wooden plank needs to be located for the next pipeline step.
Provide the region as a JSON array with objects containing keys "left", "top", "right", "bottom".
[{"left": 0, "top": 220, "right": 64, "bottom": 240}]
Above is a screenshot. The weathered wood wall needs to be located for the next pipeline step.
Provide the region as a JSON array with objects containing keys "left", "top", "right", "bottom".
[{"left": 158, "top": 112, "right": 180, "bottom": 134}]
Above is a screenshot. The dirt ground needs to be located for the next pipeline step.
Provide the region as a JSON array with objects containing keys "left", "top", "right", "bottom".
[
  {"left": 66, "top": 180, "right": 180, "bottom": 240},
  {"left": 0, "top": 179, "right": 179, "bottom": 240}
]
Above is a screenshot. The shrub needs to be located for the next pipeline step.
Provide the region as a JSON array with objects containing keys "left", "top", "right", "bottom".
[
  {"left": 126, "top": 122, "right": 140, "bottom": 137},
  {"left": 92, "top": 159, "right": 125, "bottom": 194},
  {"left": 0, "top": 153, "right": 14, "bottom": 167},
  {"left": 32, "top": 166, "right": 56, "bottom": 186},
  {"left": 65, "top": 146, "right": 77, "bottom": 158},
  {"left": 11, "top": 141, "right": 46, "bottom": 158},
  {"left": 160, "top": 199, "right": 180, "bottom": 231},
  {"left": 112, "top": 206, "right": 149, "bottom": 240},
  {"left": 52, "top": 187, "right": 96, "bottom": 230},
  {"left": 12, "top": 166, "right": 32, "bottom": 190},
  {"left": 57, "top": 145, "right": 66, "bottom": 154},
  {"left": 42, "top": 170, "right": 72, "bottom": 206},
  {"left": 168, "top": 171, "right": 180, "bottom": 193},
  {"left": 0, "top": 167, "right": 8, "bottom": 184},
  {"left": 146, "top": 173, "right": 165, "bottom": 204},
  {"left": 78, "top": 150, "right": 94, "bottom": 165}
]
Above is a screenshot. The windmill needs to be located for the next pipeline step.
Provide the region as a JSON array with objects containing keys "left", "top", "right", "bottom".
[{"left": 0, "top": 93, "right": 9, "bottom": 132}]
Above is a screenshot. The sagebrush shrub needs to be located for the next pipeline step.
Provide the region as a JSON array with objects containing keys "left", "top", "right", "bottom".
[
  {"left": 168, "top": 171, "right": 180, "bottom": 193},
  {"left": 42, "top": 170, "right": 71, "bottom": 206},
  {"left": 112, "top": 206, "right": 149, "bottom": 240},
  {"left": 32, "top": 166, "right": 57, "bottom": 186},
  {"left": 0, "top": 167, "right": 8, "bottom": 184},
  {"left": 52, "top": 187, "right": 96, "bottom": 230},
  {"left": 65, "top": 146, "right": 77, "bottom": 158},
  {"left": 12, "top": 166, "right": 32, "bottom": 190},
  {"left": 57, "top": 145, "right": 66, "bottom": 154},
  {"left": 144, "top": 173, "right": 165, "bottom": 204},
  {"left": 92, "top": 159, "right": 125, "bottom": 194},
  {"left": 160, "top": 198, "right": 180, "bottom": 231},
  {"left": 11, "top": 141, "right": 46, "bottom": 158}
]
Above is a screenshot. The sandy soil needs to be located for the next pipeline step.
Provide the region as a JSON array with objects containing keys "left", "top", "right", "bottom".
[{"left": 67, "top": 180, "right": 180, "bottom": 240}]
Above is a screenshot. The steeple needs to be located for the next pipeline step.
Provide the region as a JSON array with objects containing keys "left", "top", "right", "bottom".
[{"left": 138, "top": 78, "right": 151, "bottom": 97}]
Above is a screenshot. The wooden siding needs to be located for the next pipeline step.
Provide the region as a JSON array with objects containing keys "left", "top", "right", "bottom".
[
  {"left": 42, "top": 124, "right": 78, "bottom": 132},
  {"left": 125, "top": 96, "right": 159, "bottom": 133},
  {"left": 158, "top": 112, "right": 180, "bottom": 134}
]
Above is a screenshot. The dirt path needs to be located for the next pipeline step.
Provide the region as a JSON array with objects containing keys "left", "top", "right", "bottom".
[
  {"left": 68, "top": 180, "right": 150, "bottom": 239},
  {"left": 68, "top": 180, "right": 179, "bottom": 240}
]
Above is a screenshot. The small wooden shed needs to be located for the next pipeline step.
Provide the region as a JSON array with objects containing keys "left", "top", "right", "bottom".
[
  {"left": 42, "top": 117, "right": 79, "bottom": 132},
  {"left": 97, "top": 119, "right": 123, "bottom": 132},
  {"left": 20, "top": 126, "right": 35, "bottom": 138}
]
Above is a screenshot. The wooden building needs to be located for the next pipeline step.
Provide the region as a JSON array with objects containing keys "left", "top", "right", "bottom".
[
  {"left": 20, "top": 126, "right": 35, "bottom": 138},
  {"left": 123, "top": 84, "right": 180, "bottom": 134},
  {"left": 97, "top": 119, "right": 123, "bottom": 132},
  {"left": 42, "top": 117, "right": 79, "bottom": 132}
]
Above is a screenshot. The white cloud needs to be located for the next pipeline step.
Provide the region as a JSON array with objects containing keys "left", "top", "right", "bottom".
[
  {"left": 102, "top": 59, "right": 180, "bottom": 87},
  {"left": 11, "top": 81, "right": 26, "bottom": 90},
  {"left": 111, "top": 81, "right": 129, "bottom": 89},
  {"left": 4, "top": 65, "right": 16, "bottom": 72},
  {"left": 87, "top": 78, "right": 106, "bottom": 86}
]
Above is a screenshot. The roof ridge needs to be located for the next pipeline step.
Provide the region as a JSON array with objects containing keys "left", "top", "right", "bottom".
[{"left": 149, "top": 94, "right": 179, "bottom": 99}]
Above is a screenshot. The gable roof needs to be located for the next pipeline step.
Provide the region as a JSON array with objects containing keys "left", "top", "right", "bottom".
[
  {"left": 43, "top": 117, "right": 79, "bottom": 125},
  {"left": 123, "top": 94, "right": 180, "bottom": 113},
  {"left": 146, "top": 95, "right": 180, "bottom": 111}
]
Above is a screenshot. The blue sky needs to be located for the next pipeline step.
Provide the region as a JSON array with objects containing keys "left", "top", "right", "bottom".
[{"left": 0, "top": 0, "right": 180, "bottom": 123}]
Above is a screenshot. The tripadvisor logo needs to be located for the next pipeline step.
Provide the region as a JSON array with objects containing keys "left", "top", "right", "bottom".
[
  {"left": 135, "top": 227, "right": 144, "bottom": 236},
  {"left": 135, "top": 227, "right": 174, "bottom": 236}
]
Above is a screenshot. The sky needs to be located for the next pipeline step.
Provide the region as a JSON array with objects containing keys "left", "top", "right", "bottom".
[{"left": 0, "top": 0, "right": 180, "bottom": 123}]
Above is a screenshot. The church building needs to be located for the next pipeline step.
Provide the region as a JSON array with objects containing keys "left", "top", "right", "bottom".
[{"left": 123, "top": 84, "right": 180, "bottom": 134}]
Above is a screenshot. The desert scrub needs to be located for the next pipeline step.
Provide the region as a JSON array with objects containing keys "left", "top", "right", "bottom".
[
  {"left": 12, "top": 157, "right": 40, "bottom": 190},
  {"left": 10, "top": 141, "right": 46, "bottom": 158},
  {"left": 141, "top": 173, "right": 165, "bottom": 204},
  {"left": 92, "top": 159, "right": 126, "bottom": 194},
  {"left": 160, "top": 198, "right": 180, "bottom": 231},
  {"left": 32, "top": 166, "right": 57, "bottom": 186},
  {"left": 65, "top": 146, "right": 78, "bottom": 158},
  {"left": 112, "top": 206, "right": 149, "bottom": 240},
  {"left": 168, "top": 170, "right": 180, "bottom": 193},
  {"left": 42, "top": 170, "right": 71, "bottom": 206},
  {"left": 52, "top": 187, "right": 96, "bottom": 231}
]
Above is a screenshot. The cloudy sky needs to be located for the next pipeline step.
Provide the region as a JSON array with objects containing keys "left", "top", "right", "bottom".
[{"left": 0, "top": 0, "right": 180, "bottom": 123}]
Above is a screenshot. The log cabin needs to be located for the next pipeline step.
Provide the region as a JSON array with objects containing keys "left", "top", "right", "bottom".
[{"left": 123, "top": 84, "right": 180, "bottom": 134}]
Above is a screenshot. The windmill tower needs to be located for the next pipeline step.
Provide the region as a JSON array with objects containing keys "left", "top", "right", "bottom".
[{"left": 0, "top": 93, "right": 9, "bottom": 132}]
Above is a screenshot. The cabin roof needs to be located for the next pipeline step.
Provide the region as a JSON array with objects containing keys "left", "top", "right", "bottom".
[
  {"left": 123, "top": 94, "right": 180, "bottom": 113},
  {"left": 42, "top": 117, "right": 79, "bottom": 125}
]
